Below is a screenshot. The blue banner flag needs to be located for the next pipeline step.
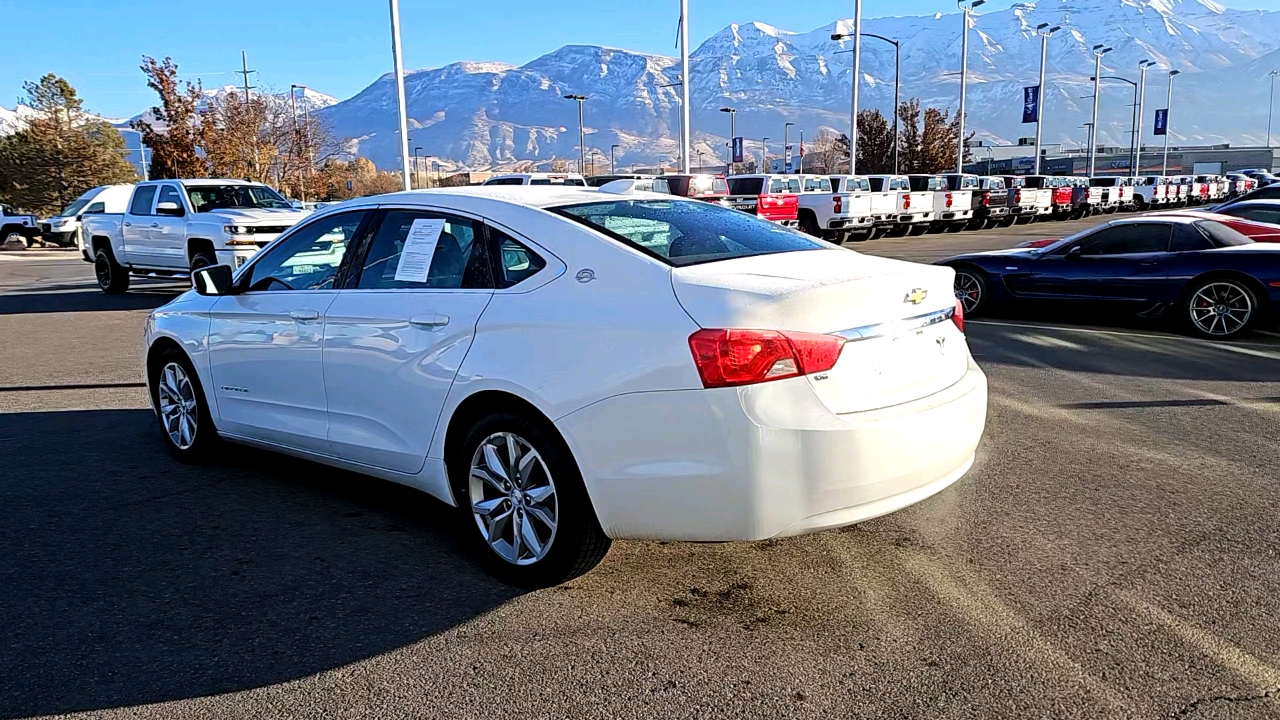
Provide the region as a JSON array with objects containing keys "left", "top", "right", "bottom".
[
  {"left": 1022, "top": 85, "right": 1040, "bottom": 124},
  {"left": 732, "top": 137, "right": 744, "bottom": 163},
  {"left": 1154, "top": 109, "right": 1168, "bottom": 136}
]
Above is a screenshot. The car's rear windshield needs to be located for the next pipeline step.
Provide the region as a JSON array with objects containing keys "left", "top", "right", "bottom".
[
  {"left": 1195, "top": 220, "right": 1252, "bottom": 247},
  {"left": 728, "top": 178, "right": 764, "bottom": 196},
  {"left": 554, "top": 199, "right": 823, "bottom": 267}
]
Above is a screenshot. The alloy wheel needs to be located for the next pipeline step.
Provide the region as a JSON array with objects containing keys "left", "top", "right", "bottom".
[
  {"left": 158, "top": 362, "right": 199, "bottom": 450},
  {"left": 954, "top": 272, "right": 983, "bottom": 315},
  {"left": 468, "top": 432, "right": 558, "bottom": 566},
  {"left": 1189, "top": 282, "right": 1252, "bottom": 337}
]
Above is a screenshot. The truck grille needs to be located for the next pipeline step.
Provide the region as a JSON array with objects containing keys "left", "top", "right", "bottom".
[{"left": 247, "top": 226, "right": 291, "bottom": 234}]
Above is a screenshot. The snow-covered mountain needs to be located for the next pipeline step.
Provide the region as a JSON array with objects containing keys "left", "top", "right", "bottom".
[{"left": 315, "top": 0, "right": 1280, "bottom": 170}]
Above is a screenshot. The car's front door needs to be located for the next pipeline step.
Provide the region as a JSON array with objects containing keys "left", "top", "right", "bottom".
[
  {"left": 206, "top": 210, "right": 370, "bottom": 453},
  {"left": 322, "top": 208, "right": 496, "bottom": 474},
  {"left": 151, "top": 183, "right": 190, "bottom": 267},
  {"left": 1015, "top": 223, "right": 1173, "bottom": 304}
]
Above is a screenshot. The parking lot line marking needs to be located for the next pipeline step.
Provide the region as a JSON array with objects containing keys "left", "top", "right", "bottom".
[{"left": 968, "top": 320, "right": 1280, "bottom": 353}]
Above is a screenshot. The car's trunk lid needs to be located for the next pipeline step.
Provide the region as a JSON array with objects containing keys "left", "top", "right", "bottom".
[{"left": 671, "top": 249, "right": 968, "bottom": 413}]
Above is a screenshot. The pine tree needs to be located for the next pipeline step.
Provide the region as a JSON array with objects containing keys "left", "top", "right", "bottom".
[
  {"left": 0, "top": 74, "right": 138, "bottom": 216},
  {"left": 855, "top": 109, "right": 894, "bottom": 174},
  {"left": 133, "top": 56, "right": 206, "bottom": 179},
  {"left": 897, "top": 99, "right": 924, "bottom": 173}
]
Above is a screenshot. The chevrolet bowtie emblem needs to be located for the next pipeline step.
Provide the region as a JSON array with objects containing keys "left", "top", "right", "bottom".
[{"left": 904, "top": 288, "right": 928, "bottom": 305}]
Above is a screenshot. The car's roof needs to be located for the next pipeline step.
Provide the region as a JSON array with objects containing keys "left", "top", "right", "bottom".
[
  {"left": 174, "top": 178, "right": 261, "bottom": 187},
  {"left": 327, "top": 186, "right": 680, "bottom": 211}
]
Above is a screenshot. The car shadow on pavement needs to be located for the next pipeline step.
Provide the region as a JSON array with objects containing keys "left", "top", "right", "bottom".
[
  {"left": 0, "top": 287, "right": 181, "bottom": 315},
  {"left": 0, "top": 409, "right": 522, "bottom": 718}
]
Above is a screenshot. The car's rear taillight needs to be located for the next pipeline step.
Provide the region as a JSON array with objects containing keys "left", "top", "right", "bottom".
[
  {"left": 945, "top": 192, "right": 953, "bottom": 208},
  {"left": 952, "top": 299, "right": 964, "bottom": 333},
  {"left": 1014, "top": 188, "right": 1022, "bottom": 203},
  {"left": 688, "top": 329, "right": 845, "bottom": 389},
  {"left": 833, "top": 195, "right": 843, "bottom": 214},
  {"left": 902, "top": 194, "right": 911, "bottom": 210},
  {"left": 981, "top": 191, "right": 989, "bottom": 206}
]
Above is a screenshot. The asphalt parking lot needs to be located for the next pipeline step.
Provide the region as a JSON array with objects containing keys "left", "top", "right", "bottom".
[{"left": 2, "top": 218, "right": 1279, "bottom": 719}]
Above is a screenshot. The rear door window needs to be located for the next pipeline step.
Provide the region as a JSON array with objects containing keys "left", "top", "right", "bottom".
[
  {"left": 555, "top": 199, "right": 822, "bottom": 267},
  {"left": 728, "top": 178, "right": 764, "bottom": 196},
  {"left": 354, "top": 210, "right": 493, "bottom": 290},
  {"left": 129, "top": 186, "right": 158, "bottom": 216}
]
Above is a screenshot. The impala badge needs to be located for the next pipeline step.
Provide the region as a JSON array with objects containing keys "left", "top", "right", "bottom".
[{"left": 904, "top": 288, "right": 928, "bottom": 305}]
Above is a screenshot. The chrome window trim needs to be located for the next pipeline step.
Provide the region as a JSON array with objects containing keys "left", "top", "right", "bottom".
[{"left": 835, "top": 306, "right": 956, "bottom": 343}]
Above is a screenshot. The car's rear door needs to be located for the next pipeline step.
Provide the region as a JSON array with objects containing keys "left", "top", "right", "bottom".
[{"left": 321, "top": 208, "right": 496, "bottom": 474}]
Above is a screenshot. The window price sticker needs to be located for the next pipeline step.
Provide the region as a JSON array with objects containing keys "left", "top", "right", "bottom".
[{"left": 393, "top": 218, "right": 446, "bottom": 283}]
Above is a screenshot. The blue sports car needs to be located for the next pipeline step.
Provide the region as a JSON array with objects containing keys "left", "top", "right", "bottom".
[{"left": 938, "top": 215, "right": 1280, "bottom": 340}]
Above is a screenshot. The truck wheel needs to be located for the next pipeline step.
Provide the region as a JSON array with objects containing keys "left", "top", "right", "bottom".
[
  {"left": 190, "top": 250, "right": 217, "bottom": 272},
  {"left": 907, "top": 224, "right": 929, "bottom": 237},
  {"left": 95, "top": 247, "right": 130, "bottom": 294},
  {"left": 798, "top": 212, "right": 822, "bottom": 238}
]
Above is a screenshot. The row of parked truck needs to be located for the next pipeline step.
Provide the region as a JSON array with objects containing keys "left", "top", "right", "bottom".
[{"left": 719, "top": 172, "right": 1259, "bottom": 243}]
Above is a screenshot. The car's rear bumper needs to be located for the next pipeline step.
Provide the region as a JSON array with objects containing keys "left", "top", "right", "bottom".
[
  {"left": 897, "top": 212, "right": 934, "bottom": 224},
  {"left": 556, "top": 357, "right": 988, "bottom": 541},
  {"left": 828, "top": 216, "right": 875, "bottom": 230}
]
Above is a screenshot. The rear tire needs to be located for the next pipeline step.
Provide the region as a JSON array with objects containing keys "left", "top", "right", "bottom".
[
  {"left": 1183, "top": 277, "right": 1258, "bottom": 340},
  {"left": 94, "top": 247, "right": 130, "bottom": 294},
  {"left": 798, "top": 212, "right": 822, "bottom": 238},
  {"left": 451, "top": 410, "right": 611, "bottom": 588},
  {"left": 907, "top": 224, "right": 929, "bottom": 236}
]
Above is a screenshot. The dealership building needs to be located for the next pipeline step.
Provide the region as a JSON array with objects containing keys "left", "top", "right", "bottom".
[{"left": 963, "top": 140, "right": 1280, "bottom": 177}]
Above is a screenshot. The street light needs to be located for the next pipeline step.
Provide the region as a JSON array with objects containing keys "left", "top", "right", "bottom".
[
  {"left": 563, "top": 94, "right": 587, "bottom": 175},
  {"left": 1032, "top": 23, "right": 1061, "bottom": 175},
  {"left": 761, "top": 136, "right": 770, "bottom": 170},
  {"left": 784, "top": 122, "right": 795, "bottom": 172},
  {"left": 956, "top": 0, "right": 985, "bottom": 173},
  {"left": 720, "top": 107, "right": 737, "bottom": 175},
  {"left": 388, "top": 0, "right": 412, "bottom": 191},
  {"left": 835, "top": 0, "right": 862, "bottom": 174},
  {"left": 678, "top": 0, "right": 691, "bottom": 173},
  {"left": 1135, "top": 60, "right": 1154, "bottom": 177},
  {"left": 610, "top": 143, "right": 619, "bottom": 174},
  {"left": 1162, "top": 69, "right": 1181, "bottom": 175},
  {"left": 1268, "top": 70, "right": 1278, "bottom": 148},
  {"left": 413, "top": 145, "right": 422, "bottom": 189},
  {"left": 833, "top": 31, "right": 901, "bottom": 174},
  {"left": 1089, "top": 44, "right": 1113, "bottom": 176}
]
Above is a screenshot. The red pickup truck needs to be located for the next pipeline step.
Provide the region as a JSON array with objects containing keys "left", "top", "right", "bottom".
[{"left": 725, "top": 175, "right": 800, "bottom": 227}]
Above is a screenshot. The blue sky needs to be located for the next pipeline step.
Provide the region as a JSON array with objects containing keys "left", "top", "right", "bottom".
[{"left": 3, "top": 0, "right": 1277, "bottom": 118}]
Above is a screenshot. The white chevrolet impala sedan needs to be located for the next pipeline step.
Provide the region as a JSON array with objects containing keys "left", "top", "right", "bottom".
[{"left": 145, "top": 184, "right": 987, "bottom": 586}]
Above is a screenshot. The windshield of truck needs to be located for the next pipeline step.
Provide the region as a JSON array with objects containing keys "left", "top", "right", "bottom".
[
  {"left": 58, "top": 190, "right": 99, "bottom": 217},
  {"left": 185, "top": 184, "right": 291, "bottom": 213},
  {"left": 728, "top": 178, "right": 764, "bottom": 196}
]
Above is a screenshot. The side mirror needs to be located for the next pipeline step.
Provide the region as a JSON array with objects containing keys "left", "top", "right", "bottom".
[
  {"left": 1065, "top": 245, "right": 1085, "bottom": 260},
  {"left": 155, "top": 201, "right": 185, "bottom": 217},
  {"left": 192, "top": 264, "right": 235, "bottom": 296}
]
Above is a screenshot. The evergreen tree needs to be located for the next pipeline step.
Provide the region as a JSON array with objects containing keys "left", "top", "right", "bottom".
[
  {"left": 855, "top": 109, "right": 894, "bottom": 174},
  {"left": 0, "top": 74, "right": 137, "bottom": 216}
]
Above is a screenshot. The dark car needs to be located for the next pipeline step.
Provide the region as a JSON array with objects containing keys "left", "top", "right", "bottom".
[
  {"left": 1209, "top": 200, "right": 1280, "bottom": 228},
  {"left": 660, "top": 174, "right": 730, "bottom": 205},
  {"left": 1213, "top": 183, "right": 1280, "bottom": 211},
  {"left": 939, "top": 216, "right": 1280, "bottom": 340}
]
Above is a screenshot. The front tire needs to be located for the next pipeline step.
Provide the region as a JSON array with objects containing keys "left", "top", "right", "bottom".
[
  {"left": 1184, "top": 278, "right": 1258, "bottom": 340},
  {"left": 94, "top": 247, "right": 130, "bottom": 294},
  {"left": 190, "top": 250, "right": 217, "bottom": 272},
  {"left": 149, "top": 348, "right": 219, "bottom": 462},
  {"left": 452, "top": 410, "right": 610, "bottom": 588},
  {"left": 953, "top": 266, "right": 990, "bottom": 317}
]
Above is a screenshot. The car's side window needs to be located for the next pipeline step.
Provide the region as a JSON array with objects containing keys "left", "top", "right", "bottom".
[
  {"left": 244, "top": 211, "right": 367, "bottom": 292},
  {"left": 1074, "top": 224, "right": 1171, "bottom": 256},
  {"left": 488, "top": 227, "right": 547, "bottom": 289},
  {"left": 129, "top": 186, "right": 157, "bottom": 216},
  {"left": 83, "top": 202, "right": 105, "bottom": 214},
  {"left": 156, "top": 184, "right": 185, "bottom": 210},
  {"left": 1228, "top": 206, "right": 1280, "bottom": 225},
  {"left": 356, "top": 210, "right": 492, "bottom": 290},
  {"left": 1171, "top": 225, "right": 1214, "bottom": 252}
]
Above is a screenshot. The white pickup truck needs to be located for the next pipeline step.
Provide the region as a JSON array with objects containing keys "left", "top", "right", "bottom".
[
  {"left": 909, "top": 174, "right": 971, "bottom": 231},
  {"left": 867, "top": 175, "right": 934, "bottom": 236},
  {"left": 82, "top": 179, "right": 309, "bottom": 293},
  {"left": 1, "top": 204, "right": 40, "bottom": 245},
  {"left": 833, "top": 174, "right": 897, "bottom": 238},
  {"left": 794, "top": 174, "right": 873, "bottom": 242}
]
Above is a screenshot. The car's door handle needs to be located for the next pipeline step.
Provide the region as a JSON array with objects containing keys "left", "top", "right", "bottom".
[
  {"left": 409, "top": 314, "right": 450, "bottom": 328},
  {"left": 123, "top": 222, "right": 131, "bottom": 227},
  {"left": 288, "top": 310, "right": 320, "bottom": 321},
  {"left": 150, "top": 223, "right": 159, "bottom": 228}
]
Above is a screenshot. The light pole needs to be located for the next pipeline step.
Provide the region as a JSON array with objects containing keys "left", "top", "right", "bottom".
[
  {"left": 1032, "top": 23, "right": 1060, "bottom": 175},
  {"left": 1268, "top": 70, "right": 1278, "bottom": 147},
  {"left": 1135, "top": 60, "right": 1153, "bottom": 177},
  {"left": 784, "top": 122, "right": 795, "bottom": 172},
  {"left": 720, "top": 107, "right": 737, "bottom": 175},
  {"left": 678, "top": 0, "right": 691, "bottom": 173},
  {"left": 1089, "top": 44, "right": 1113, "bottom": 177},
  {"left": 1162, "top": 69, "right": 1181, "bottom": 175},
  {"left": 610, "top": 143, "right": 619, "bottom": 174},
  {"left": 761, "top": 137, "right": 770, "bottom": 171},
  {"left": 563, "top": 94, "right": 587, "bottom": 175},
  {"left": 1098, "top": 76, "right": 1137, "bottom": 176},
  {"left": 841, "top": 1, "right": 862, "bottom": 174},
  {"left": 292, "top": 84, "right": 313, "bottom": 201},
  {"left": 388, "top": 0, "right": 412, "bottom": 191},
  {"left": 799, "top": 129, "right": 805, "bottom": 173},
  {"left": 957, "top": 0, "right": 985, "bottom": 174},
  {"left": 834, "top": 31, "right": 901, "bottom": 174}
]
